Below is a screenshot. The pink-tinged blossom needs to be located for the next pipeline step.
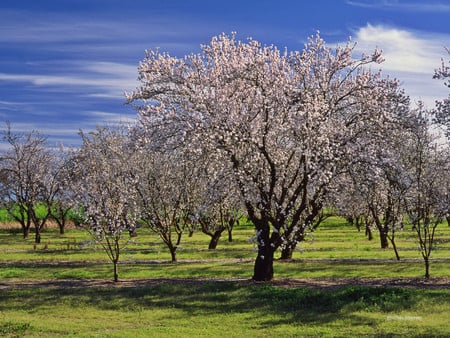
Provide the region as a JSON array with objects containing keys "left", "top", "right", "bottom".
[{"left": 128, "top": 32, "right": 408, "bottom": 281}]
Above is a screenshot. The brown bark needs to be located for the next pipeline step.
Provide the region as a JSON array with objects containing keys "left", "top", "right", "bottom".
[{"left": 208, "top": 230, "right": 223, "bottom": 250}]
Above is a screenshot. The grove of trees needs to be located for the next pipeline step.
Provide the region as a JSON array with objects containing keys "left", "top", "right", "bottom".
[{"left": 0, "top": 33, "right": 449, "bottom": 281}]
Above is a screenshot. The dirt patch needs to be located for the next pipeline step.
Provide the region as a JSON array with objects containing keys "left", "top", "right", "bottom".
[{"left": 1, "top": 276, "right": 449, "bottom": 290}]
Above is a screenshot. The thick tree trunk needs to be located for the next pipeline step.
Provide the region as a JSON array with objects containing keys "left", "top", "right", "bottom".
[
  {"left": 253, "top": 246, "right": 274, "bottom": 281},
  {"left": 252, "top": 225, "right": 274, "bottom": 281},
  {"left": 169, "top": 246, "right": 177, "bottom": 262},
  {"left": 279, "top": 244, "right": 295, "bottom": 260},
  {"left": 447, "top": 215, "right": 450, "bottom": 227},
  {"left": 208, "top": 230, "right": 223, "bottom": 250},
  {"left": 379, "top": 228, "right": 389, "bottom": 249},
  {"left": 58, "top": 219, "right": 66, "bottom": 235}
]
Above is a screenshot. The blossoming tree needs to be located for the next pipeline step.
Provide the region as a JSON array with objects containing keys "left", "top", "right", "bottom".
[
  {"left": 404, "top": 109, "right": 449, "bottom": 278},
  {"left": 128, "top": 33, "right": 406, "bottom": 281},
  {"left": 0, "top": 125, "right": 58, "bottom": 243},
  {"left": 71, "top": 126, "right": 140, "bottom": 282},
  {"left": 433, "top": 48, "right": 450, "bottom": 137}
]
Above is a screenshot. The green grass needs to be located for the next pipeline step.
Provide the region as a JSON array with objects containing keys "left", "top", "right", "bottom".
[
  {"left": 0, "top": 283, "right": 449, "bottom": 337},
  {"left": 1, "top": 217, "right": 449, "bottom": 280},
  {"left": 0, "top": 217, "right": 449, "bottom": 337}
]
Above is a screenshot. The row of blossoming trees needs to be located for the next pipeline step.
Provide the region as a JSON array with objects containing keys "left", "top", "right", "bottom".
[{"left": 0, "top": 33, "right": 449, "bottom": 281}]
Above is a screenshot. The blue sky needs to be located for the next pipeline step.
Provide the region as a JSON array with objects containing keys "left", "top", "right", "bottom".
[{"left": 1, "top": 0, "right": 449, "bottom": 147}]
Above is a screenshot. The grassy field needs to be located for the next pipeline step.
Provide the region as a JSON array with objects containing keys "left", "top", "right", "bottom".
[{"left": 1, "top": 217, "right": 449, "bottom": 337}]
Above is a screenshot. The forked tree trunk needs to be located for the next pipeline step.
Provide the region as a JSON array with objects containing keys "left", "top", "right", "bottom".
[
  {"left": 208, "top": 230, "right": 223, "bottom": 250},
  {"left": 22, "top": 226, "right": 30, "bottom": 239},
  {"left": 226, "top": 217, "right": 235, "bottom": 242},
  {"left": 227, "top": 228, "right": 233, "bottom": 242},
  {"left": 161, "top": 233, "right": 177, "bottom": 262},
  {"left": 280, "top": 246, "right": 294, "bottom": 260},
  {"left": 280, "top": 231, "right": 306, "bottom": 260},
  {"left": 389, "top": 236, "right": 400, "bottom": 260},
  {"left": 169, "top": 245, "right": 177, "bottom": 262},
  {"left": 56, "top": 214, "right": 67, "bottom": 235}
]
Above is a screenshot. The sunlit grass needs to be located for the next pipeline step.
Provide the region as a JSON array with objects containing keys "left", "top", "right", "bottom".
[
  {"left": 2, "top": 258, "right": 449, "bottom": 281},
  {"left": 1, "top": 218, "right": 449, "bottom": 281},
  {"left": 1, "top": 218, "right": 449, "bottom": 337}
]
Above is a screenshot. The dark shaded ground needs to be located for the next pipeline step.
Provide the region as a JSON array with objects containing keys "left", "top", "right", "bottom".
[{"left": 1, "top": 276, "right": 449, "bottom": 290}]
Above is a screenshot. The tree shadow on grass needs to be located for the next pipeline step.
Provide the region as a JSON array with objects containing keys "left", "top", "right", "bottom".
[{"left": 0, "top": 281, "right": 439, "bottom": 324}]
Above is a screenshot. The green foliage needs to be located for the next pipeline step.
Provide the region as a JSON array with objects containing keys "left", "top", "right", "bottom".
[
  {"left": 0, "top": 321, "right": 31, "bottom": 337},
  {"left": 0, "top": 204, "right": 49, "bottom": 223},
  {"left": 0, "top": 208, "right": 15, "bottom": 223},
  {"left": 0, "top": 204, "right": 83, "bottom": 225}
]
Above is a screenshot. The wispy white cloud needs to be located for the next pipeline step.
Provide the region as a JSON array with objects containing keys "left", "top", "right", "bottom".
[
  {"left": 0, "top": 61, "right": 138, "bottom": 99},
  {"left": 0, "top": 8, "right": 203, "bottom": 53},
  {"left": 84, "top": 110, "right": 136, "bottom": 125},
  {"left": 348, "top": 23, "right": 450, "bottom": 107},
  {"left": 346, "top": 0, "right": 450, "bottom": 12},
  {"left": 1, "top": 114, "right": 136, "bottom": 148}
]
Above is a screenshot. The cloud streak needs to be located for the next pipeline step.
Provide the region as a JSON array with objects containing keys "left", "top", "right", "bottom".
[
  {"left": 346, "top": 0, "right": 450, "bottom": 12},
  {"left": 0, "top": 61, "right": 138, "bottom": 99}
]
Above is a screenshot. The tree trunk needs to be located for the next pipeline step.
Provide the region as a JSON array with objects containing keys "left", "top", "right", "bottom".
[
  {"left": 365, "top": 221, "right": 373, "bottom": 241},
  {"left": 226, "top": 217, "right": 235, "bottom": 242},
  {"left": 252, "top": 225, "right": 274, "bottom": 281},
  {"left": 379, "top": 228, "right": 389, "bottom": 249},
  {"left": 208, "top": 231, "right": 223, "bottom": 250},
  {"left": 227, "top": 228, "right": 233, "bottom": 242},
  {"left": 169, "top": 246, "right": 177, "bottom": 262},
  {"left": 356, "top": 216, "right": 362, "bottom": 232},
  {"left": 176, "top": 232, "right": 182, "bottom": 246},
  {"left": 424, "top": 256, "right": 430, "bottom": 279},
  {"left": 57, "top": 218, "right": 66, "bottom": 235},
  {"left": 22, "top": 226, "right": 30, "bottom": 239},
  {"left": 389, "top": 236, "right": 400, "bottom": 260},
  {"left": 447, "top": 215, "right": 450, "bottom": 227},
  {"left": 113, "top": 260, "right": 119, "bottom": 282},
  {"left": 35, "top": 227, "right": 41, "bottom": 244},
  {"left": 253, "top": 245, "right": 274, "bottom": 281},
  {"left": 280, "top": 246, "right": 293, "bottom": 260}
]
